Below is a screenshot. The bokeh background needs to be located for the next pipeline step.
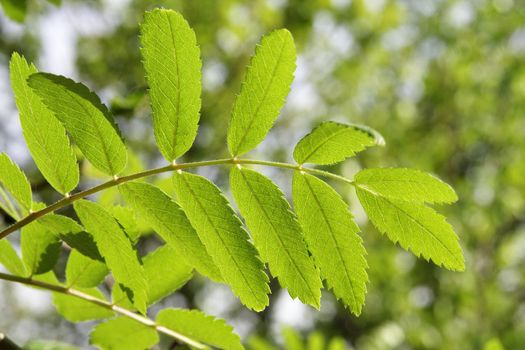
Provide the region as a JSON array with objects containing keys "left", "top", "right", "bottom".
[{"left": 1, "top": 0, "right": 525, "bottom": 349}]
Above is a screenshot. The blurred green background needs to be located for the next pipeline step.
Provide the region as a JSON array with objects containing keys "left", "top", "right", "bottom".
[{"left": 1, "top": 0, "right": 524, "bottom": 349}]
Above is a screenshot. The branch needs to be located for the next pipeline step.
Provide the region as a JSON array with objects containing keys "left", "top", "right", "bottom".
[
  {"left": 0, "top": 272, "right": 206, "bottom": 349},
  {"left": 0, "top": 158, "right": 354, "bottom": 240}
]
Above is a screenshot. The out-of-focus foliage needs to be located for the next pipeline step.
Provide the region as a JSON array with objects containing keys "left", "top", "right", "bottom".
[{"left": 1, "top": 0, "right": 524, "bottom": 349}]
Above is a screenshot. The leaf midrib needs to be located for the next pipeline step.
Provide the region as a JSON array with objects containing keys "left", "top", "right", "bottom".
[
  {"left": 179, "top": 173, "right": 264, "bottom": 306},
  {"left": 357, "top": 186, "right": 462, "bottom": 266},
  {"left": 239, "top": 169, "right": 317, "bottom": 303},
  {"left": 302, "top": 174, "right": 357, "bottom": 308},
  {"left": 233, "top": 36, "right": 287, "bottom": 155}
]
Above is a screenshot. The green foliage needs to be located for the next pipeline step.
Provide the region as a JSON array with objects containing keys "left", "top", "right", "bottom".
[
  {"left": 292, "top": 172, "right": 367, "bottom": 315},
  {"left": 0, "top": 153, "right": 32, "bottom": 217},
  {"left": 293, "top": 122, "right": 384, "bottom": 165},
  {"left": 0, "top": 7, "right": 466, "bottom": 349},
  {"left": 140, "top": 9, "right": 202, "bottom": 162},
  {"left": 113, "top": 244, "right": 192, "bottom": 308},
  {"left": 0, "top": 0, "right": 26, "bottom": 22},
  {"left": 65, "top": 249, "right": 108, "bottom": 288},
  {"left": 0, "top": 239, "right": 27, "bottom": 276},
  {"left": 356, "top": 188, "right": 464, "bottom": 271},
  {"left": 28, "top": 73, "right": 127, "bottom": 176},
  {"left": 156, "top": 308, "right": 244, "bottom": 350},
  {"left": 20, "top": 220, "right": 61, "bottom": 275},
  {"left": 231, "top": 167, "right": 322, "bottom": 307},
  {"left": 173, "top": 171, "right": 270, "bottom": 311},
  {"left": 119, "top": 182, "right": 221, "bottom": 281},
  {"left": 355, "top": 168, "right": 458, "bottom": 204},
  {"left": 74, "top": 200, "right": 148, "bottom": 312},
  {"left": 53, "top": 287, "right": 113, "bottom": 322},
  {"left": 90, "top": 317, "right": 159, "bottom": 350},
  {"left": 9, "top": 53, "right": 79, "bottom": 194},
  {"left": 227, "top": 29, "right": 296, "bottom": 157},
  {"left": 38, "top": 214, "right": 103, "bottom": 261}
]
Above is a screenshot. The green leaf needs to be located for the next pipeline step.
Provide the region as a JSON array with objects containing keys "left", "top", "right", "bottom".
[
  {"left": 0, "top": 153, "right": 32, "bottom": 214},
  {"left": 0, "top": 0, "right": 27, "bottom": 22},
  {"left": 306, "top": 332, "right": 325, "bottom": 350},
  {"left": 9, "top": 53, "right": 79, "bottom": 194},
  {"left": 227, "top": 29, "right": 296, "bottom": 157},
  {"left": 156, "top": 308, "right": 243, "bottom": 350},
  {"left": 173, "top": 171, "right": 269, "bottom": 311},
  {"left": 0, "top": 239, "right": 27, "bottom": 276},
  {"left": 354, "top": 168, "right": 458, "bottom": 204},
  {"left": 327, "top": 337, "right": 347, "bottom": 350},
  {"left": 282, "top": 327, "right": 304, "bottom": 350},
  {"left": 38, "top": 214, "right": 103, "bottom": 262},
  {"left": 111, "top": 206, "right": 142, "bottom": 243},
  {"left": 140, "top": 9, "right": 201, "bottom": 161},
  {"left": 66, "top": 249, "right": 108, "bottom": 288},
  {"left": 28, "top": 73, "right": 127, "bottom": 176},
  {"left": 53, "top": 287, "right": 113, "bottom": 322},
  {"left": 74, "top": 200, "right": 148, "bottom": 313},
  {"left": 119, "top": 182, "right": 221, "bottom": 281},
  {"left": 90, "top": 317, "right": 159, "bottom": 350},
  {"left": 292, "top": 172, "right": 367, "bottom": 315},
  {"left": 356, "top": 188, "right": 465, "bottom": 271},
  {"left": 293, "top": 122, "right": 384, "bottom": 165},
  {"left": 113, "top": 244, "right": 192, "bottom": 308},
  {"left": 21, "top": 220, "right": 61, "bottom": 275},
  {"left": 230, "top": 167, "right": 322, "bottom": 307}
]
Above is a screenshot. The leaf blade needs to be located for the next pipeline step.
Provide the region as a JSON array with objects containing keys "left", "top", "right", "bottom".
[
  {"left": 66, "top": 249, "right": 108, "bottom": 288},
  {"left": 157, "top": 308, "right": 244, "bottom": 350},
  {"left": 173, "top": 171, "right": 269, "bottom": 311},
  {"left": 355, "top": 168, "right": 458, "bottom": 204},
  {"left": 227, "top": 29, "right": 296, "bottom": 156},
  {"left": 9, "top": 53, "right": 79, "bottom": 194},
  {"left": 0, "top": 152, "right": 32, "bottom": 214},
  {"left": 230, "top": 167, "right": 322, "bottom": 307},
  {"left": 74, "top": 200, "right": 148, "bottom": 312},
  {"left": 293, "top": 122, "right": 383, "bottom": 165},
  {"left": 140, "top": 9, "right": 202, "bottom": 161},
  {"left": 90, "top": 317, "right": 159, "bottom": 350},
  {"left": 293, "top": 172, "right": 368, "bottom": 314},
  {"left": 28, "top": 73, "right": 127, "bottom": 176},
  {"left": 119, "top": 182, "right": 221, "bottom": 281},
  {"left": 356, "top": 188, "right": 465, "bottom": 271}
]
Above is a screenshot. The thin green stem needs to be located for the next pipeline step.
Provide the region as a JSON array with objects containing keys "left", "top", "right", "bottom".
[
  {"left": 0, "top": 158, "right": 354, "bottom": 240},
  {"left": 0, "top": 272, "right": 206, "bottom": 349}
]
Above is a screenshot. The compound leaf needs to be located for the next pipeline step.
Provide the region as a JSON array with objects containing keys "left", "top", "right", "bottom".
[
  {"left": 173, "top": 171, "right": 269, "bottom": 311},
  {"left": 157, "top": 308, "right": 243, "bottom": 350},
  {"left": 228, "top": 29, "right": 296, "bottom": 157},
  {"left": 140, "top": 9, "right": 201, "bottom": 161},
  {"left": 119, "top": 182, "right": 221, "bottom": 281},
  {"left": 74, "top": 200, "right": 148, "bottom": 313},
  {"left": 90, "top": 317, "right": 159, "bottom": 350},
  {"left": 28, "top": 73, "right": 127, "bottom": 176},
  {"left": 230, "top": 167, "right": 322, "bottom": 308},
  {"left": 0, "top": 152, "right": 32, "bottom": 214},
  {"left": 293, "top": 172, "right": 367, "bottom": 315},
  {"left": 355, "top": 168, "right": 458, "bottom": 204},
  {"left": 66, "top": 249, "right": 108, "bottom": 288},
  {"left": 356, "top": 188, "right": 465, "bottom": 271},
  {"left": 293, "top": 122, "right": 383, "bottom": 165},
  {"left": 10, "top": 53, "right": 78, "bottom": 194}
]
